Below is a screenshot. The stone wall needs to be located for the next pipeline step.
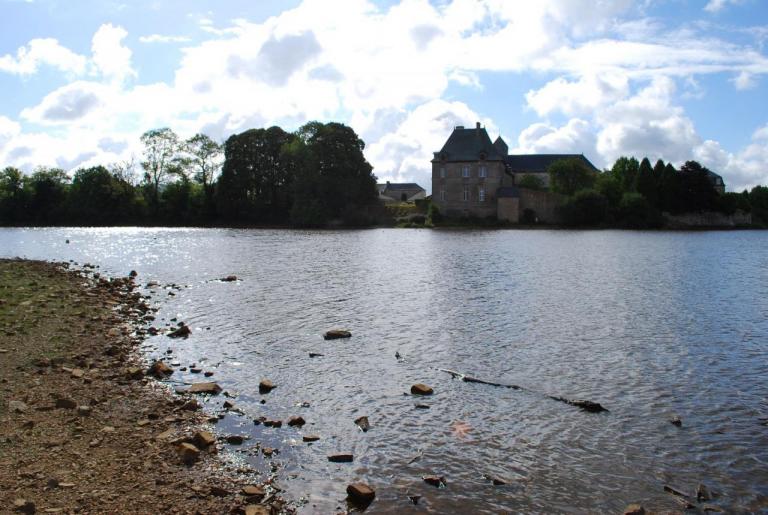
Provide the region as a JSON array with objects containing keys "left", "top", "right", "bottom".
[
  {"left": 518, "top": 189, "right": 565, "bottom": 224},
  {"left": 497, "top": 197, "right": 519, "bottom": 223},
  {"left": 432, "top": 160, "right": 505, "bottom": 218},
  {"left": 664, "top": 210, "right": 752, "bottom": 228}
]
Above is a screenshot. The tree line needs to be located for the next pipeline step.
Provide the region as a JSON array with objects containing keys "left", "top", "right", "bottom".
[
  {"left": 543, "top": 156, "right": 767, "bottom": 227},
  {"left": 0, "top": 121, "right": 379, "bottom": 227}
]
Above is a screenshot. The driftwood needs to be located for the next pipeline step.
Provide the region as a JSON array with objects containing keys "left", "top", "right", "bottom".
[{"left": 437, "top": 368, "right": 608, "bottom": 413}]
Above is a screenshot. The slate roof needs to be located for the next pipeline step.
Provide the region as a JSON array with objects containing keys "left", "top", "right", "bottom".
[
  {"left": 505, "top": 154, "right": 599, "bottom": 174},
  {"left": 379, "top": 182, "right": 425, "bottom": 191},
  {"left": 433, "top": 126, "right": 506, "bottom": 162}
]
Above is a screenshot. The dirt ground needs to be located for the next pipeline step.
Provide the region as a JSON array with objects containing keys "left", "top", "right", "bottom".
[{"left": 0, "top": 259, "right": 290, "bottom": 515}]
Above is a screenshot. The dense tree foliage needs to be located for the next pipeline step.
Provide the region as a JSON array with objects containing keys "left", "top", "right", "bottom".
[
  {"left": 550, "top": 154, "right": 758, "bottom": 228},
  {"left": 0, "top": 121, "right": 379, "bottom": 227},
  {"left": 548, "top": 158, "right": 596, "bottom": 196}
]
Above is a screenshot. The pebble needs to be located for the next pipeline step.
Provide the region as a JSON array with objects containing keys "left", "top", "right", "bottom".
[
  {"left": 302, "top": 435, "right": 320, "bottom": 442},
  {"left": 411, "top": 383, "right": 434, "bottom": 395},
  {"left": 188, "top": 382, "right": 222, "bottom": 395},
  {"left": 178, "top": 442, "right": 201, "bottom": 464},
  {"left": 423, "top": 475, "right": 446, "bottom": 487},
  {"left": 346, "top": 482, "right": 375, "bottom": 507},
  {"left": 623, "top": 505, "right": 645, "bottom": 515},
  {"left": 242, "top": 485, "right": 265, "bottom": 498},
  {"left": 328, "top": 453, "right": 354, "bottom": 463},
  {"left": 354, "top": 416, "right": 371, "bottom": 432},
  {"left": 287, "top": 416, "right": 306, "bottom": 427},
  {"left": 323, "top": 329, "right": 351, "bottom": 340},
  {"left": 258, "top": 379, "right": 275, "bottom": 394}
]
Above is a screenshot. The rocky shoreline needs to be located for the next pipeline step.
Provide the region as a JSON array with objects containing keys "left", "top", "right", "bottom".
[{"left": 0, "top": 259, "right": 292, "bottom": 515}]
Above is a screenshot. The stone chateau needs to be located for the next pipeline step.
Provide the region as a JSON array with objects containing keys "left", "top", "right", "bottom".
[{"left": 431, "top": 123, "right": 598, "bottom": 222}]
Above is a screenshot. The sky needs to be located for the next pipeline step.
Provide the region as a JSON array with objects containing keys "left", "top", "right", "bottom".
[{"left": 1, "top": 0, "right": 768, "bottom": 193}]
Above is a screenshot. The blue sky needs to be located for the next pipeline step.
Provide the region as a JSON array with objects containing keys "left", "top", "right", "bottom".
[{"left": 1, "top": 0, "right": 767, "bottom": 192}]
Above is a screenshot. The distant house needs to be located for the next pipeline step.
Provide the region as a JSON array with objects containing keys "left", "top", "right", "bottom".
[
  {"left": 377, "top": 182, "right": 426, "bottom": 203},
  {"left": 431, "top": 122, "right": 598, "bottom": 222}
]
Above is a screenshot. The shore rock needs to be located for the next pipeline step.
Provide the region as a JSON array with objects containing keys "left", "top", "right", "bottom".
[
  {"left": 346, "top": 482, "right": 376, "bottom": 507},
  {"left": 188, "top": 382, "right": 222, "bottom": 395},
  {"left": 354, "top": 416, "right": 371, "bottom": 432},
  {"left": 411, "top": 383, "right": 434, "bottom": 396},
  {"left": 328, "top": 453, "right": 354, "bottom": 463},
  {"left": 148, "top": 360, "right": 174, "bottom": 378},
  {"left": 670, "top": 416, "right": 682, "bottom": 427},
  {"left": 193, "top": 431, "right": 216, "bottom": 448},
  {"left": 177, "top": 443, "right": 200, "bottom": 464},
  {"left": 221, "top": 275, "right": 238, "bottom": 282},
  {"left": 697, "top": 483, "right": 712, "bottom": 502},
  {"left": 225, "top": 435, "right": 245, "bottom": 445},
  {"left": 623, "top": 504, "right": 646, "bottom": 515},
  {"left": 242, "top": 485, "right": 266, "bottom": 499},
  {"left": 287, "top": 416, "right": 306, "bottom": 427},
  {"left": 126, "top": 367, "right": 144, "bottom": 380},
  {"left": 258, "top": 379, "right": 275, "bottom": 394},
  {"left": 167, "top": 325, "right": 191, "bottom": 338},
  {"left": 12, "top": 498, "right": 35, "bottom": 514},
  {"left": 323, "top": 329, "right": 351, "bottom": 340},
  {"left": 303, "top": 435, "right": 320, "bottom": 442},
  {"left": 244, "top": 506, "right": 269, "bottom": 515},
  {"left": 55, "top": 397, "right": 77, "bottom": 409},
  {"left": 9, "top": 400, "right": 28, "bottom": 413},
  {"left": 423, "top": 475, "right": 446, "bottom": 487}
]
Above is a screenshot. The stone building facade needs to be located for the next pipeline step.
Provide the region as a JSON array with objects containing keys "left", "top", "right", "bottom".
[{"left": 432, "top": 123, "right": 598, "bottom": 222}]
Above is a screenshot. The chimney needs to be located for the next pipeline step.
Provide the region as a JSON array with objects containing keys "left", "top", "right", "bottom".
[{"left": 476, "top": 122, "right": 481, "bottom": 129}]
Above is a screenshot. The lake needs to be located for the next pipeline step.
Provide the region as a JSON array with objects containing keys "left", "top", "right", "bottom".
[{"left": 2, "top": 227, "right": 767, "bottom": 513}]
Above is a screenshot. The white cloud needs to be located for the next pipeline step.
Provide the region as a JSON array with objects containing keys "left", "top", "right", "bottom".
[
  {"left": 732, "top": 70, "right": 757, "bottom": 90},
  {"left": 138, "top": 34, "right": 192, "bottom": 44},
  {"left": 0, "top": 116, "right": 21, "bottom": 150},
  {"left": 525, "top": 73, "right": 629, "bottom": 117},
  {"left": 365, "top": 99, "right": 495, "bottom": 188},
  {"left": 704, "top": 0, "right": 743, "bottom": 13},
  {"left": 3, "top": 0, "right": 768, "bottom": 191},
  {"left": 91, "top": 23, "right": 135, "bottom": 84},
  {"left": 0, "top": 38, "right": 87, "bottom": 76},
  {"left": 20, "top": 81, "right": 113, "bottom": 125},
  {"left": 515, "top": 119, "right": 597, "bottom": 159}
]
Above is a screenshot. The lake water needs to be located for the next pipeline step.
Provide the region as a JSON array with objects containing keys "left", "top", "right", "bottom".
[{"left": 2, "top": 227, "right": 767, "bottom": 513}]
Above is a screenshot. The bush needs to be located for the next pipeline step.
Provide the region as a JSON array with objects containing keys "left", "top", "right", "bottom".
[
  {"left": 426, "top": 202, "right": 442, "bottom": 224},
  {"left": 618, "top": 192, "right": 663, "bottom": 228},
  {"left": 560, "top": 189, "right": 607, "bottom": 226},
  {"left": 517, "top": 175, "right": 545, "bottom": 190}
]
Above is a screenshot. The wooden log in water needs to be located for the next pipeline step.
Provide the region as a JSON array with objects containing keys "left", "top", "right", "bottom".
[{"left": 436, "top": 368, "right": 607, "bottom": 413}]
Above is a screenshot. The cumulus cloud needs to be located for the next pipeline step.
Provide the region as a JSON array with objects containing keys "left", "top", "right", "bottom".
[
  {"left": 515, "top": 119, "right": 597, "bottom": 158},
  {"left": 3, "top": 0, "right": 768, "bottom": 190},
  {"left": 525, "top": 73, "right": 629, "bottom": 117},
  {"left": 20, "top": 81, "right": 110, "bottom": 124},
  {"left": 365, "top": 99, "right": 495, "bottom": 187},
  {"left": 0, "top": 38, "right": 86, "bottom": 76},
  {"left": 91, "top": 23, "right": 135, "bottom": 84},
  {"left": 0, "top": 116, "right": 21, "bottom": 149},
  {"left": 138, "top": 34, "right": 192, "bottom": 44}
]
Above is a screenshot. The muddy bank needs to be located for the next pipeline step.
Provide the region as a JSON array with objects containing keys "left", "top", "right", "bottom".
[{"left": 0, "top": 259, "right": 291, "bottom": 515}]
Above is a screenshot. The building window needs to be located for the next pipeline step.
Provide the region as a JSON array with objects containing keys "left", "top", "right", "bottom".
[
  {"left": 462, "top": 165, "right": 470, "bottom": 178},
  {"left": 439, "top": 167, "right": 446, "bottom": 178},
  {"left": 478, "top": 187, "right": 485, "bottom": 202},
  {"left": 479, "top": 166, "right": 487, "bottom": 178},
  {"left": 440, "top": 189, "right": 445, "bottom": 201},
  {"left": 463, "top": 187, "right": 469, "bottom": 201}
]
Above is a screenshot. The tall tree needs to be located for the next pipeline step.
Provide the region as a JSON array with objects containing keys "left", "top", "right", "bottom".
[
  {"left": 636, "top": 157, "right": 658, "bottom": 206},
  {"left": 28, "top": 167, "right": 70, "bottom": 223},
  {"left": 140, "top": 128, "right": 179, "bottom": 215},
  {"left": 548, "top": 158, "right": 596, "bottom": 196},
  {"left": 289, "top": 121, "right": 377, "bottom": 226},
  {"left": 69, "top": 166, "right": 140, "bottom": 224},
  {"left": 611, "top": 156, "right": 640, "bottom": 192},
  {"left": 184, "top": 133, "right": 222, "bottom": 213},
  {"left": 217, "top": 126, "right": 296, "bottom": 222},
  {"left": 0, "top": 166, "right": 28, "bottom": 223}
]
